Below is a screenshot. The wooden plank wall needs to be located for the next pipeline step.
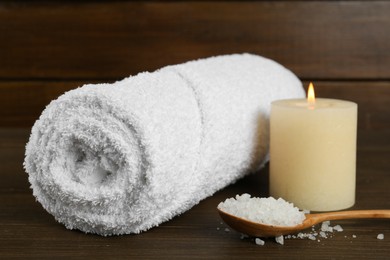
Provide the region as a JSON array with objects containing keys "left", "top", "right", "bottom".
[{"left": 1, "top": 1, "right": 389, "bottom": 128}]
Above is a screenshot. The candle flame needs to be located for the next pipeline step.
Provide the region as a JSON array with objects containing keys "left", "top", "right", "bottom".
[{"left": 307, "top": 82, "right": 315, "bottom": 108}]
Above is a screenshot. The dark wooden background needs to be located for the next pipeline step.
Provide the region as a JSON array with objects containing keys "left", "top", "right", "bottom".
[
  {"left": 1, "top": 0, "right": 390, "bottom": 128},
  {"left": 1, "top": 0, "right": 389, "bottom": 259}
]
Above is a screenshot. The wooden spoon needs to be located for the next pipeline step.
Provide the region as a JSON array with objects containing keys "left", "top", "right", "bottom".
[{"left": 218, "top": 208, "right": 390, "bottom": 237}]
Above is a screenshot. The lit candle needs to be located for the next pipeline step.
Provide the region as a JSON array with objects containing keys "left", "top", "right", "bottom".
[{"left": 269, "top": 83, "right": 358, "bottom": 211}]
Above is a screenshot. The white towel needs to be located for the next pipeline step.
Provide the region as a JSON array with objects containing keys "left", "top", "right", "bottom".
[{"left": 24, "top": 53, "right": 305, "bottom": 236}]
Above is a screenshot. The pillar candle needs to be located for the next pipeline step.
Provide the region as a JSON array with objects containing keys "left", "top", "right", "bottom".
[{"left": 269, "top": 84, "right": 357, "bottom": 211}]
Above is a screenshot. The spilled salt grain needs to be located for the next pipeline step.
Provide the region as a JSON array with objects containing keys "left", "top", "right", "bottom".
[
  {"left": 333, "top": 225, "right": 343, "bottom": 232},
  {"left": 377, "top": 234, "right": 384, "bottom": 240},
  {"left": 255, "top": 238, "right": 265, "bottom": 246},
  {"left": 284, "top": 220, "right": 343, "bottom": 242},
  {"left": 321, "top": 221, "right": 333, "bottom": 232},
  {"left": 319, "top": 231, "right": 327, "bottom": 238},
  {"left": 275, "top": 235, "right": 284, "bottom": 245},
  {"left": 218, "top": 194, "right": 306, "bottom": 227}
]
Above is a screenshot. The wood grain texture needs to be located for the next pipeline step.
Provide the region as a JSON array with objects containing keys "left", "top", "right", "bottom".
[
  {"left": 1, "top": 1, "right": 390, "bottom": 258},
  {"left": 0, "top": 128, "right": 389, "bottom": 259},
  {"left": 0, "top": 1, "right": 390, "bottom": 80},
  {"left": 2, "top": 80, "right": 389, "bottom": 128},
  {"left": 0, "top": 80, "right": 96, "bottom": 127},
  {"left": 306, "top": 81, "right": 390, "bottom": 131}
]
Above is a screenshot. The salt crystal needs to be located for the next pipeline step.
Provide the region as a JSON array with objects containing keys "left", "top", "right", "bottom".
[
  {"left": 218, "top": 194, "right": 305, "bottom": 227},
  {"left": 321, "top": 221, "right": 333, "bottom": 232},
  {"left": 283, "top": 220, "right": 344, "bottom": 242},
  {"left": 224, "top": 228, "right": 230, "bottom": 232},
  {"left": 275, "top": 235, "right": 284, "bottom": 245},
  {"left": 319, "top": 231, "right": 327, "bottom": 238},
  {"left": 255, "top": 238, "right": 265, "bottom": 245},
  {"left": 352, "top": 235, "right": 357, "bottom": 238},
  {"left": 333, "top": 225, "right": 343, "bottom": 232},
  {"left": 377, "top": 234, "right": 384, "bottom": 240}
]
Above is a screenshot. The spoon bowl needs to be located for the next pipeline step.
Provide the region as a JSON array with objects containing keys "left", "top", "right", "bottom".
[{"left": 218, "top": 208, "right": 390, "bottom": 237}]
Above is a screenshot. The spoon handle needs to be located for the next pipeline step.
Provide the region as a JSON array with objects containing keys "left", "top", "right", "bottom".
[{"left": 308, "top": 210, "right": 390, "bottom": 226}]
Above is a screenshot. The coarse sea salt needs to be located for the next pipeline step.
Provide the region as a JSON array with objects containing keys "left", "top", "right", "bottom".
[
  {"left": 377, "top": 234, "right": 384, "bottom": 240},
  {"left": 275, "top": 235, "right": 284, "bottom": 245},
  {"left": 285, "top": 220, "right": 343, "bottom": 242},
  {"left": 321, "top": 221, "right": 333, "bottom": 232},
  {"left": 255, "top": 238, "right": 265, "bottom": 246},
  {"left": 333, "top": 225, "right": 343, "bottom": 232},
  {"left": 217, "top": 194, "right": 306, "bottom": 227}
]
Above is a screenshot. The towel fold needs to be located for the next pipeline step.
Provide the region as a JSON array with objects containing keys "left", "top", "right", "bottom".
[{"left": 24, "top": 53, "right": 305, "bottom": 235}]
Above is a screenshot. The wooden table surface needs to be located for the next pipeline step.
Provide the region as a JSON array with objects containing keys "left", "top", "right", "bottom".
[
  {"left": 1, "top": 1, "right": 390, "bottom": 259},
  {"left": 1, "top": 126, "right": 389, "bottom": 259}
]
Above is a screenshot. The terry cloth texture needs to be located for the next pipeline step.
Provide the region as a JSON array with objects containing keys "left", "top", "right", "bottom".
[{"left": 24, "top": 53, "right": 305, "bottom": 236}]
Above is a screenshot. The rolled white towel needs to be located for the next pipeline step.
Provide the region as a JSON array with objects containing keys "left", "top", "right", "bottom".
[{"left": 24, "top": 53, "right": 305, "bottom": 235}]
